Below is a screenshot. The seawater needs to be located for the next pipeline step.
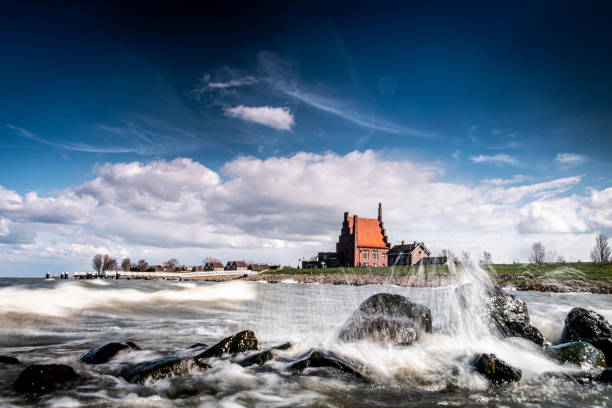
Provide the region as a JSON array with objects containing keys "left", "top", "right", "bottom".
[{"left": 0, "top": 275, "right": 610, "bottom": 407}]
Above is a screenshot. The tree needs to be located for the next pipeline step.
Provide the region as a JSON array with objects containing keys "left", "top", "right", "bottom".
[
  {"left": 164, "top": 258, "right": 179, "bottom": 271},
  {"left": 203, "top": 257, "right": 222, "bottom": 265},
  {"left": 440, "top": 249, "right": 456, "bottom": 260},
  {"left": 529, "top": 242, "right": 546, "bottom": 264},
  {"left": 121, "top": 258, "right": 132, "bottom": 271},
  {"left": 102, "top": 255, "right": 117, "bottom": 271},
  {"left": 480, "top": 251, "right": 492, "bottom": 265},
  {"left": 137, "top": 259, "right": 149, "bottom": 272},
  {"left": 591, "top": 233, "right": 611, "bottom": 263},
  {"left": 92, "top": 254, "right": 103, "bottom": 275}
]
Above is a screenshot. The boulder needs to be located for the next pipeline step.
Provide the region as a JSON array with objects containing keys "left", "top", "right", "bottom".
[
  {"left": 13, "top": 364, "right": 79, "bottom": 393},
  {"left": 81, "top": 342, "right": 140, "bottom": 364},
  {"left": 592, "top": 337, "right": 612, "bottom": 367},
  {"left": 286, "top": 349, "right": 363, "bottom": 377},
  {"left": 197, "top": 330, "right": 259, "bottom": 358},
  {"left": 487, "top": 287, "right": 551, "bottom": 347},
  {"left": 597, "top": 367, "right": 612, "bottom": 383},
  {"left": 0, "top": 355, "right": 20, "bottom": 365},
  {"left": 473, "top": 353, "right": 521, "bottom": 384},
  {"left": 561, "top": 308, "right": 612, "bottom": 345},
  {"left": 237, "top": 342, "right": 292, "bottom": 367},
  {"left": 547, "top": 341, "right": 606, "bottom": 370},
  {"left": 120, "top": 356, "right": 210, "bottom": 384},
  {"left": 338, "top": 293, "right": 432, "bottom": 346}
]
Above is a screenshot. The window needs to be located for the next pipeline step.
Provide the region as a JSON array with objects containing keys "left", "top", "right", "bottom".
[
  {"left": 382, "top": 253, "right": 385, "bottom": 259},
  {"left": 372, "top": 250, "right": 379, "bottom": 260},
  {"left": 362, "top": 250, "right": 369, "bottom": 260}
]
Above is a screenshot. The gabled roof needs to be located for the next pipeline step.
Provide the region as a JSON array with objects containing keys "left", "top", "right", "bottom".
[
  {"left": 206, "top": 261, "right": 224, "bottom": 268},
  {"left": 228, "top": 260, "right": 248, "bottom": 267},
  {"left": 348, "top": 217, "right": 387, "bottom": 248},
  {"left": 389, "top": 242, "right": 431, "bottom": 255}
]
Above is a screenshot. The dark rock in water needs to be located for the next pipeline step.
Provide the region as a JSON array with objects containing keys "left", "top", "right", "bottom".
[
  {"left": 81, "top": 342, "right": 140, "bottom": 364},
  {"left": 126, "top": 341, "right": 141, "bottom": 350},
  {"left": 487, "top": 287, "right": 551, "bottom": 347},
  {"left": 592, "top": 337, "right": 612, "bottom": 367},
  {"left": 237, "top": 342, "right": 292, "bottom": 367},
  {"left": 597, "top": 368, "right": 612, "bottom": 383},
  {"left": 338, "top": 293, "right": 432, "bottom": 346},
  {"left": 120, "top": 356, "right": 210, "bottom": 384},
  {"left": 188, "top": 342, "right": 208, "bottom": 349},
  {"left": 197, "top": 330, "right": 259, "bottom": 358},
  {"left": 537, "top": 370, "right": 593, "bottom": 385},
  {"left": 0, "top": 355, "right": 20, "bottom": 365},
  {"left": 13, "top": 364, "right": 79, "bottom": 393},
  {"left": 287, "top": 349, "right": 363, "bottom": 377},
  {"left": 473, "top": 353, "right": 521, "bottom": 384},
  {"left": 547, "top": 341, "right": 606, "bottom": 370},
  {"left": 561, "top": 307, "right": 612, "bottom": 344}
]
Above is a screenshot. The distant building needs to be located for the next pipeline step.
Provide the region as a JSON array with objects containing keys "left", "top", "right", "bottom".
[
  {"left": 204, "top": 261, "right": 225, "bottom": 271},
  {"left": 248, "top": 263, "right": 269, "bottom": 272},
  {"left": 336, "top": 203, "right": 391, "bottom": 267},
  {"left": 225, "top": 261, "right": 248, "bottom": 271},
  {"left": 387, "top": 241, "right": 431, "bottom": 266}
]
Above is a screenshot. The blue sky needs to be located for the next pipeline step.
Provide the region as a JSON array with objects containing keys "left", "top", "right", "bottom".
[{"left": 1, "top": 1, "right": 611, "bottom": 275}]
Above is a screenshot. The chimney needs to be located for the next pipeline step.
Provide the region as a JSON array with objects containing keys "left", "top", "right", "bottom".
[
  {"left": 378, "top": 202, "right": 382, "bottom": 221},
  {"left": 401, "top": 240, "right": 405, "bottom": 245},
  {"left": 344, "top": 211, "right": 349, "bottom": 222}
]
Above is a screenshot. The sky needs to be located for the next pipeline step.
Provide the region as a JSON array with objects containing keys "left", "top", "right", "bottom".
[{"left": 1, "top": 1, "right": 611, "bottom": 276}]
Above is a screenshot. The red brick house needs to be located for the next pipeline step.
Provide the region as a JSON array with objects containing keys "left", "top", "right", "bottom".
[{"left": 336, "top": 203, "right": 391, "bottom": 267}]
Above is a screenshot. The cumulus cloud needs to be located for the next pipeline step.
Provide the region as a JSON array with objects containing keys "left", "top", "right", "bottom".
[
  {"left": 555, "top": 153, "right": 587, "bottom": 166},
  {"left": 0, "top": 152, "right": 608, "bottom": 273},
  {"left": 224, "top": 105, "right": 295, "bottom": 131},
  {"left": 470, "top": 154, "right": 520, "bottom": 166}
]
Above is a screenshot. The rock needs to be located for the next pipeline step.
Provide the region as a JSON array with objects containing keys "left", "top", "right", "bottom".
[
  {"left": 286, "top": 349, "right": 363, "bottom": 377},
  {"left": 547, "top": 341, "right": 606, "bottom": 370},
  {"left": 120, "top": 356, "right": 210, "bottom": 384},
  {"left": 188, "top": 342, "right": 208, "bottom": 349},
  {"left": 237, "top": 342, "right": 292, "bottom": 367},
  {"left": 13, "top": 364, "right": 79, "bottom": 393},
  {"left": 81, "top": 342, "right": 140, "bottom": 364},
  {"left": 0, "top": 355, "right": 20, "bottom": 365},
  {"left": 597, "top": 367, "right": 612, "bottom": 383},
  {"left": 487, "top": 287, "right": 551, "bottom": 347},
  {"left": 592, "top": 337, "right": 612, "bottom": 367},
  {"left": 338, "top": 293, "right": 432, "bottom": 346},
  {"left": 197, "top": 330, "right": 259, "bottom": 358},
  {"left": 537, "top": 370, "right": 593, "bottom": 385},
  {"left": 473, "top": 353, "right": 522, "bottom": 384},
  {"left": 560, "top": 308, "right": 612, "bottom": 345}
]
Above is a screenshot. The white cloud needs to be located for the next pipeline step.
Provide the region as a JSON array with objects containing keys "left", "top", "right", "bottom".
[
  {"left": 470, "top": 154, "right": 520, "bottom": 166},
  {"left": 0, "top": 152, "right": 609, "bottom": 274},
  {"left": 207, "top": 76, "right": 257, "bottom": 89},
  {"left": 481, "top": 175, "right": 528, "bottom": 186},
  {"left": 555, "top": 153, "right": 587, "bottom": 165},
  {"left": 224, "top": 105, "right": 294, "bottom": 131}
]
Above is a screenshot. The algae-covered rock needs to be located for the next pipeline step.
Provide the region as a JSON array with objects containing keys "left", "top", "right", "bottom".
[
  {"left": 237, "top": 342, "right": 292, "bottom": 367},
  {"left": 197, "top": 330, "right": 259, "bottom": 358},
  {"left": 13, "top": 364, "right": 79, "bottom": 393},
  {"left": 338, "top": 293, "right": 432, "bottom": 346},
  {"left": 473, "top": 353, "right": 522, "bottom": 384},
  {"left": 547, "top": 341, "right": 606, "bottom": 370}
]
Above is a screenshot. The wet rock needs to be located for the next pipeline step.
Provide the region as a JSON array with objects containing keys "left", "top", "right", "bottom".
[
  {"left": 338, "top": 293, "right": 432, "bottom": 346},
  {"left": 487, "top": 287, "right": 551, "bottom": 347},
  {"left": 13, "top": 364, "right": 79, "bottom": 393},
  {"left": 120, "top": 356, "right": 210, "bottom": 384},
  {"left": 561, "top": 307, "right": 612, "bottom": 344},
  {"left": 592, "top": 337, "right": 612, "bottom": 367},
  {"left": 537, "top": 370, "right": 593, "bottom": 385},
  {"left": 188, "top": 342, "right": 208, "bottom": 349},
  {"left": 473, "top": 353, "right": 521, "bottom": 384},
  {"left": 0, "top": 355, "right": 20, "bottom": 365},
  {"left": 597, "top": 367, "right": 612, "bottom": 383},
  {"left": 237, "top": 342, "right": 292, "bottom": 367},
  {"left": 81, "top": 342, "right": 140, "bottom": 364},
  {"left": 547, "top": 341, "right": 606, "bottom": 370},
  {"left": 197, "top": 330, "right": 259, "bottom": 358},
  {"left": 286, "top": 349, "right": 363, "bottom": 377}
]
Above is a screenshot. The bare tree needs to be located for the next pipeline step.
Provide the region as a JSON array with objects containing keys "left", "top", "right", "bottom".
[
  {"left": 203, "top": 257, "right": 222, "bottom": 265},
  {"left": 164, "top": 258, "right": 179, "bottom": 271},
  {"left": 460, "top": 251, "right": 471, "bottom": 264},
  {"left": 440, "top": 249, "right": 456, "bottom": 259},
  {"left": 102, "top": 255, "right": 117, "bottom": 271},
  {"left": 480, "top": 251, "right": 493, "bottom": 265},
  {"left": 137, "top": 259, "right": 149, "bottom": 272},
  {"left": 556, "top": 255, "right": 566, "bottom": 263},
  {"left": 591, "top": 234, "right": 611, "bottom": 263},
  {"left": 529, "top": 242, "right": 546, "bottom": 264},
  {"left": 121, "top": 258, "right": 132, "bottom": 271},
  {"left": 92, "top": 254, "right": 103, "bottom": 275}
]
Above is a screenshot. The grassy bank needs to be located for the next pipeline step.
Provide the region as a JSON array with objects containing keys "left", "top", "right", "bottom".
[{"left": 262, "top": 265, "right": 451, "bottom": 276}]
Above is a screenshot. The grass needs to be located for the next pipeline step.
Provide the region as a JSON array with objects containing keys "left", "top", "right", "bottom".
[{"left": 262, "top": 262, "right": 612, "bottom": 282}]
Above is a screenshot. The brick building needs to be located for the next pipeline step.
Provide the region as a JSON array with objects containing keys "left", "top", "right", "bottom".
[{"left": 336, "top": 203, "right": 391, "bottom": 267}]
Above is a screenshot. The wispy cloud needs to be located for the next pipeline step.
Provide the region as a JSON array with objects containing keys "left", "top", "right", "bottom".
[
  {"left": 224, "top": 105, "right": 294, "bottom": 131},
  {"left": 481, "top": 174, "right": 528, "bottom": 186},
  {"left": 555, "top": 152, "right": 587, "bottom": 166},
  {"left": 470, "top": 153, "right": 520, "bottom": 166}
]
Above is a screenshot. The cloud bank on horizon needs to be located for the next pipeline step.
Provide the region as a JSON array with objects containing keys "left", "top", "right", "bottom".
[{"left": 1, "top": 151, "right": 611, "bottom": 275}]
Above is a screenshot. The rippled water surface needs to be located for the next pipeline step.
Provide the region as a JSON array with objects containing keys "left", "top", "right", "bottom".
[{"left": 0, "top": 274, "right": 610, "bottom": 407}]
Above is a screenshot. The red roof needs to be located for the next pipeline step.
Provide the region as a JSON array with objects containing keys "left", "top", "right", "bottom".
[{"left": 348, "top": 217, "right": 387, "bottom": 248}]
